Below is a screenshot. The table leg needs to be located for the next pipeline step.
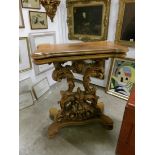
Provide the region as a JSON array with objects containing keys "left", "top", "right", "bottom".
[{"left": 48, "top": 60, "right": 113, "bottom": 138}]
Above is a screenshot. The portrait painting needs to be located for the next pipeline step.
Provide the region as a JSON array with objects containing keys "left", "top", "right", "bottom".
[
  {"left": 106, "top": 58, "right": 135, "bottom": 100},
  {"left": 29, "top": 11, "right": 48, "bottom": 29},
  {"left": 67, "top": 0, "right": 111, "bottom": 41},
  {"left": 74, "top": 5, "right": 103, "bottom": 36}
]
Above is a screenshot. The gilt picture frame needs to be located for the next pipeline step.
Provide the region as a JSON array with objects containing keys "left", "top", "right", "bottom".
[
  {"left": 106, "top": 58, "right": 135, "bottom": 100},
  {"left": 29, "top": 11, "right": 48, "bottom": 30},
  {"left": 19, "top": 37, "right": 32, "bottom": 73},
  {"left": 115, "top": 0, "right": 135, "bottom": 46},
  {"left": 21, "top": 0, "right": 41, "bottom": 9},
  {"left": 29, "top": 31, "right": 56, "bottom": 75},
  {"left": 66, "top": 0, "right": 111, "bottom": 41}
]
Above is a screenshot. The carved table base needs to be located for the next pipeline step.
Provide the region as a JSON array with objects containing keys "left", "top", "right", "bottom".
[
  {"left": 48, "top": 60, "right": 113, "bottom": 138},
  {"left": 48, "top": 102, "right": 113, "bottom": 138}
]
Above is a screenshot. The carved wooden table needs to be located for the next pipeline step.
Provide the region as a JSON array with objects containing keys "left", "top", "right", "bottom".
[{"left": 31, "top": 41, "right": 128, "bottom": 138}]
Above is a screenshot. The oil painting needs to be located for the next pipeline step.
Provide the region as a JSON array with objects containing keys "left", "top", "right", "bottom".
[
  {"left": 74, "top": 5, "right": 103, "bottom": 36},
  {"left": 67, "top": 0, "right": 111, "bottom": 41},
  {"left": 29, "top": 11, "right": 48, "bottom": 29},
  {"left": 106, "top": 58, "right": 135, "bottom": 100},
  {"left": 115, "top": 0, "right": 135, "bottom": 46}
]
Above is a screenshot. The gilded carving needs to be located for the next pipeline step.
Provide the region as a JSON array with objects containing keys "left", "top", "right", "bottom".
[
  {"left": 52, "top": 61, "right": 103, "bottom": 122},
  {"left": 40, "top": 0, "right": 60, "bottom": 22},
  {"left": 72, "top": 59, "right": 105, "bottom": 79}
]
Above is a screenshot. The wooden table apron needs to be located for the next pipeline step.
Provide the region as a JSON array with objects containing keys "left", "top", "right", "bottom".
[{"left": 31, "top": 41, "right": 128, "bottom": 138}]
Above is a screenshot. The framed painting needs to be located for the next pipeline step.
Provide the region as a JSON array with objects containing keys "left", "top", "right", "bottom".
[
  {"left": 106, "top": 58, "right": 135, "bottom": 100},
  {"left": 21, "top": 0, "right": 40, "bottom": 9},
  {"left": 32, "top": 77, "right": 50, "bottom": 99},
  {"left": 29, "top": 31, "right": 56, "bottom": 75},
  {"left": 115, "top": 0, "right": 135, "bottom": 46},
  {"left": 19, "top": 1, "right": 25, "bottom": 28},
  {"left": 29, "top": 11, "right": 48, "bottom": 29},
  {"left": 19, "top": 37, "right": 32, "bottom": 72},
  {"left": 66, "top": 0, "right": 111, "bottom": 41}
]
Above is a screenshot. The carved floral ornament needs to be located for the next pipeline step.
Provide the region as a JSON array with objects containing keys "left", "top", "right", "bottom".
[{"left": 40, "top": 0, "right": 60, "bottom": 22}]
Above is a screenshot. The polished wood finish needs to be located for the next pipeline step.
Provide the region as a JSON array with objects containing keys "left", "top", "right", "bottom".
[
  {"left": 31, "top": 41, "right": 128, "bottom": 63},
  {"left": 116, "top": 85, "right": 135, "bottom": 155},
  {"left": 31, "top": 41, "right": 128, "bottom": 138}
]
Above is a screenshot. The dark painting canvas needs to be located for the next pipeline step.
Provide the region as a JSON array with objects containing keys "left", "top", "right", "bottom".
[
  {"left": 73, "top": 5, "right": 103, "bottom": 36},
  {"left": 121, "top": 3, "right": 135, "bottom": 41}
]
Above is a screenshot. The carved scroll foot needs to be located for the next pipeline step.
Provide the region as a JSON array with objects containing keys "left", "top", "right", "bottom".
[{"left": 48, "top": 102, "right": 113, "bottom": 138}]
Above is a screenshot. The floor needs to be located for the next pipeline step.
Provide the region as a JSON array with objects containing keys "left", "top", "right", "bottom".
[{"left": 19, "top": 80, "right": 126, "bottom": 155}]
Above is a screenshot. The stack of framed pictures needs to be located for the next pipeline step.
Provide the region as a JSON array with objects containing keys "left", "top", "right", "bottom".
[
  {"left": 106, "top": 58, "right": 135, "bottom": 100},
  {"left": 29, "top": 31, "right": 56, "bottom": 75},
  {"left": 19, "top": 37, "right": 32, "bottom": 73}
]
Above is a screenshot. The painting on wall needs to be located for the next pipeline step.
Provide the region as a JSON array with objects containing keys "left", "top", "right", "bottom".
[
  {"left": 19, "top": 1, "right": 25, "bottom": 28},
  {"left": 115, "top": 0, "right": 135, "bottom": 46},
  {"left": 67, "top": 0, "right": 111, "bottom": 41},
  {"left": 106, "top": 58, "right": 135, "bottom": 100},
  {"left": 29, "top": 11, "right": 48, "bottom": 29},
  {"left": 29, "top": 31, "right": 56, "bottom": 75},
  {"left": 74, "top": 5, "right": 103, "bottom": 36},
  {"left": 21, "top": 0, "right": 40, "bottom": 9},
  {"left": 19, "top": 37, "right": 32, "bottom": 72}
]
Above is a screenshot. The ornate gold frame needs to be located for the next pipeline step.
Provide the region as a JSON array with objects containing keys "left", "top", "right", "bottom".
[
  {"left": 66, "top": 0, "right": 111, "bottom": 41},
  {"left": 115, "top": 0, "right": 135, "bottom": 46}
]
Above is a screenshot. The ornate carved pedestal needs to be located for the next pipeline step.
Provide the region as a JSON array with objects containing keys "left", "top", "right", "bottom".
[
  {"left": 48, "top": 60, "right": 113, "bottom": 138},
  {"left": 31, "top": 41, "right": 128, "bottom": 138}
]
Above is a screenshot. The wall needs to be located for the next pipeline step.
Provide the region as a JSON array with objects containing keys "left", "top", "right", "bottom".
[
  {"left": 57, "top": 0, "right": 135, "bottom": 87},
  {"left": 19, "top": 0, "right": 135, "bottom": 87},
  {"left": 19, "top": 5, "right": 62, "bottom": 85}
]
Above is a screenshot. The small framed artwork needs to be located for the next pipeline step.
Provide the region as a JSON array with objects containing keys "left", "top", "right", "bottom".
[
  {"left": 32, "top": 77, "right": 50, "bottom": 99},
  {"left": 21, "top": 0, "right": 40, "bottom": 9},
  {"left": 106, "top": 58, "right": 135, "bottom": 100},
  {"left": 66, "top": 0, "right": 111, "bottom": 41},
  {"left": 29, "top": 11, "right": 48, "bottom": 30},
  {"left": 19, "top": 37, "right": 32, "bottom": 72},
  {"left": 115, "top": 0, "right": 135, "bottom": 46},
  {"left": 19, "top": 1, "right": 25, "bottom": 28},
  {"left": 19, "top": 91, "right": 34, "bottom": 110},
  {"left": 29, "top": 31, "right": 56, "bottom": 75}
]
